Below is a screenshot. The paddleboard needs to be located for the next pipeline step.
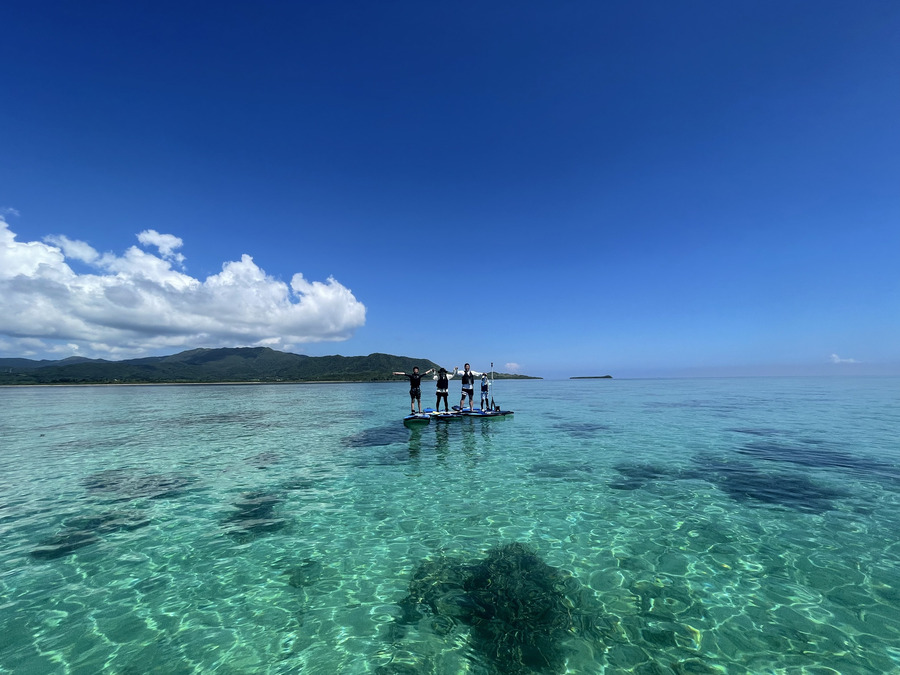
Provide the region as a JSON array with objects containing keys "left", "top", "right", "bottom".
[
  {"left": 403, "top": 413, "right": 431, "bottom": 426},
  {"left": 429, "top": 410, "right": 463, "bottom": 420},
  {"left": 452, "top": 406, "right": 514, "bottom": 417}
]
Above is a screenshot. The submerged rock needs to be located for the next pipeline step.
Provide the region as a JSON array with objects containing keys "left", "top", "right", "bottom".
[
  {"left": 223, "top": 491, "right": 286, "bottom": 538},
  {"left": 528, "top": 462, "right": 594, "bottom": 482},
  {"left": 736, "top": 440, "right": 900, "bottom": 481},
  {"left": 285, "top": 559, "right": 324, "bottom": 589},
  {"left": 248, "top": 451, "right": 281, "bottom": 469},
  {"left": 30, "top": 529, "right": 100, "bottom": 560},
  {"left": 82, "top": 469, "right": 195, "bottom": 501},
  {"left": 393, "top": 542, "right": 609, "bottom": 674},
  {"left": 714, "top": 468, "right": 847, "bottom": 514},
  {"left": 343, "top": 425, "right": 410, "bottom": 448},
  {"left": 30, "top": 510, "right": 151, "bottom": 560},
  {"left": 611, "top": 458, "right": 849, "bottom": 513},
  {"left": 609, "top": 463, "right": 671, "bottom": 491}
]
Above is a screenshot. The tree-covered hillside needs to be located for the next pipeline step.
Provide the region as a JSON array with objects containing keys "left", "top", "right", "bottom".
[{"left": 0, "top": 348, "right": 537, "bottom": 385}]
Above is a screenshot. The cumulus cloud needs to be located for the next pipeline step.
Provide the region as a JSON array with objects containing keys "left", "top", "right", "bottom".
[
  {"left": 829, "top": 354, "right": 859, "bottom": 364},
  {"left": 43, "top": 234, "right": 100, "bottom": 264},
  {"left": 0, "top": 217, "right": 366, "bottom": 359},
  {"left": 505, "top": 362, "right": 521, "bottom": 373},
  {"left": 137, "top": 229, "right": 185, "bottom": 265}
]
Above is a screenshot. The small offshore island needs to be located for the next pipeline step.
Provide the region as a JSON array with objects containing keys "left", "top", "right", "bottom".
[
  {"left": 570, "top": 375, "right": 613, "bottom": 379},
  {"left": 0, "top": 347, "right": 541, "bottom": 386}
]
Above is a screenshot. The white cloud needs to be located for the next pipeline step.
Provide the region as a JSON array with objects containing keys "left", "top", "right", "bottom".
[
  {"left": 0, "top": 218, "right": 366, "bottom": 359},
  {"left": 44, "top": 235, "right": 100, "bottom": 264},
  {"left": 829, "top": 354, "right": 859, "bottom": 364},
  {"left": 137, "top": 229, "right": 185, "bottom": 265},
  {"left": 505, "top": 362, "right": 521, "bottom": 373}
]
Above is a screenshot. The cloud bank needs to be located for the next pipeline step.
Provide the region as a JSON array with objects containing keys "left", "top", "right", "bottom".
[
  {"left": 0, "top": 217, "right": 366, "bottom": 359},
  {"left": 829, "top": 354, "right": 859, "bottom": 364}
]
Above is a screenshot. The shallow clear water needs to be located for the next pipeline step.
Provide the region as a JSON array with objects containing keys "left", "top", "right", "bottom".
[{"left": 1, "top": 377, "right": 898, "bottom": 674}]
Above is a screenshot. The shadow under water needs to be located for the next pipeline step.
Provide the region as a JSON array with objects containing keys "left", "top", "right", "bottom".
[
  {"left": 82, "top": 469, "right": 197, "bottom": 501},
  {"left": 735, "top": 440, "right": 900, "bottom": 482},
  {"left": 387, "top": 542, "right": 609, "bottom": 674},
  {"left": 551, "top": 422, "right": 612, "bottom": 438},
  {"left": 612, "top": 455, "right": 851, "bottom": 514},
  {"left": 31, "top": 510, "right": 151, "bottom": 560},
  {"left": 527, "top": 462, "right": 595, "bottom": 482},
  {"left": 247, "top": 451, "right": 281, "bottom": 469},
  {"left": 694, "top": 454, "right": 851, "bottom": 513},
  {"left": 609, "top": 463, "right": 670, "bottom": 491},
  {"left": 343, "top": 424, "right": 411, "bottom": 448},
  {"left": 223, "top": 490, "right": 286, "bottom": 540}
]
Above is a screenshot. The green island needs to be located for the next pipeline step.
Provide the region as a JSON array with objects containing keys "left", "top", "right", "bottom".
[
  {"left": 569, "top": 375, "right": 613, "bottom": 379},
  {"left": 0, "top": 347, "right": 541, "bottom": 385}
]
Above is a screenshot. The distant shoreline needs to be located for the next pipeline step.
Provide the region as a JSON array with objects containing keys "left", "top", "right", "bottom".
[
  {"left": 0, "top": 347, "right": 542, "bottom": 385},
  {"left": 0, "top": 380, "right": 401, "bottom": 388},
  {"left": 0, "top": 378, "right": 540, "bottom": 388},
  {"left": 569, "top": 375, "right": 613, "bottom": 379}
]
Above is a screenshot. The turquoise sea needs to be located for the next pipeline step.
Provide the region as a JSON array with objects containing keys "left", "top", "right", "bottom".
[{"left": 1, "top": 377, "right": 898, "bottom": 674}]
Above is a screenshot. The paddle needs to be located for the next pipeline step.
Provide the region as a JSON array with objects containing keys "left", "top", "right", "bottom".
[{"left": 490, "top": 361, "right": 495, "bottom": 411}]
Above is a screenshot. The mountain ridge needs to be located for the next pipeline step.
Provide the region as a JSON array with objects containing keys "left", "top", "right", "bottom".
[{"left": 0, "top": 347, "right": 539, "bottom": 384}]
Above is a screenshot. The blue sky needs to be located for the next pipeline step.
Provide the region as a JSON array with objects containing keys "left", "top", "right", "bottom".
[{"left": 1, "top": 1, "right": 898, "bottom": 378}]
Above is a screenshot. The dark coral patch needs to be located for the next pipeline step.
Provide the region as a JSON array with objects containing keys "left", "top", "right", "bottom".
[
  {"left": 528, "top": 462, "right": 594, "bottom": 482},
  {"left": 611, "top": 457, "right": 848, "bottom": 513},
  {"left": 223, "top": 491, "right": 286, "bottom": 538},
  {"left": 82, "top": 469, "right": 195, "bottom": 501},
  {"left": 393, "top": 543, "right": 607, "bottom": 674},
  {"left": 248, "top": 451, "right": 281, "bottom": 469},
  {"left": 343, "top": 425, "right": 410, "bottom": 448},
  {"left": 31, "top": 510, "right": 151, "bottom": 560},
  {"left": 552, "top": 422, "right": 612, "bottom": 438},
  {"left": 609, "top": 463, "right": 671, "bottom": 490},
  {"left": 714, "top": 468, "right": 847, "bottom": 514},
  {"left": 736, "top": 441, "right": 900, "bottom": 480}
]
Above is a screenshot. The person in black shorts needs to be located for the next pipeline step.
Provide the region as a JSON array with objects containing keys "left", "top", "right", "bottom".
[
  {"left": 480, "top": 372, "right": 490, "bottom": 410},
  {"left": 392, "top": 366, "right": 435, "bottom": 413},
  {"left": 458, "top": 363, "right": 482, "bottom": 411},
  {"left": 433, "top": 367, "right": 457, "bottom": 412}
]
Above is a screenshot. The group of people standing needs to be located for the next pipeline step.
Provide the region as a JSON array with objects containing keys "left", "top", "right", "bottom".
[{"left": 392, "top": 363, "right": 491, "bottom": 414}]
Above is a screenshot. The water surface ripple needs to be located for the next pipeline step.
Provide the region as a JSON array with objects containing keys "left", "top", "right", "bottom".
[{"left": 1, "top": 378, "right": 898, "bottom": 674}]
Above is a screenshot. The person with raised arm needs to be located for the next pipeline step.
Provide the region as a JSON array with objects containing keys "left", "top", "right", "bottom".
[
  {"left": 457, "top": 363, "right": 483, "bottom": 411},
  {"left": 392, "top": 366, "right": 434, "bottom": 414},
  {"left": 432, "top": 366, "right": 457, "bottom": 412}
]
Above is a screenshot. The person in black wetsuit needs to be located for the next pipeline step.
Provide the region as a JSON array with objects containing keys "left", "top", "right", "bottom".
[
  {"left": 432, "top": 367, "right": 457, "bottom": 412},
  {"left": 392, "top": 366, "right": 435, "bottom": 413},
  {"left": 458, "top": 363, "right": 483, "bottom": 411}
]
